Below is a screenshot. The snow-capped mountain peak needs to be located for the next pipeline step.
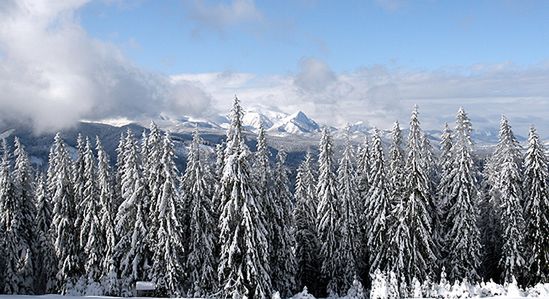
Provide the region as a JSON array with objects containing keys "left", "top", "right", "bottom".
[
  {"left": 242, "top": 110, "right": 274, "bottom": 131},
  {"left": 268, "top": 111, "right": 320, "bottom": 135}
]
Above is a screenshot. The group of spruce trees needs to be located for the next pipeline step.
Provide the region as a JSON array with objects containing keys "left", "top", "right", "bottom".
[{"left": 0, "top": 97, "right": 548, "bottom": 298}]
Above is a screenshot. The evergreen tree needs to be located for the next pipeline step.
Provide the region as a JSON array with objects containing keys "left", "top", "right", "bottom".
[
  {"left": 113, "top": 132, "right": 127, "bottom": 210},
  {"left": 492, "top": 117, "right": 525, "bottom": 281},
  {"left": 182, "top": 129, "right": 217, "bottom": 296},
  {"left": 73, "top": 134, "right": 86, "bottom": 248},
  {"left": 437, "top": 123, "right": 453, "bottom": 240},
  {"left": 1, "top": 139, "right": 35, "bottom": 294},
  {"left": 336, "top": 131, "right": 359, "bottom": 288},
  {"left": 271, "top": 149, "right": 297, "bottom": 296},
  {"left": 212, "top": 141, "right": 226, "bottom": 217},
  {"left": 149, "top": 132, "right": 185, "bottom": 296},
  {"left": 79, "top": 138, "right": 105, "bottom": 284},
  {"left": 387, "top": 107, "right": 436, "bottom": 283},
  {"left": 444, "top": 108, "right": 482, "bottom": 281},
  {"left": 217, "top": 96, "right": 271, "bottom": 298},
  {"left": 293, "top": 152, "right": 322, "bottom": 295},
  {"left": 317, "top": 127, "right": 348, "bottom": 294},
  {"left": 253, "top": 127, "right": 279, "bottom": 294},
  {"left": 356, "top": 136, "right": 371, "bottom": 216},
  {"left": 422, "top": 133, "right": 442, "bottom": 260},
  {"left": 365, "top": 129, "right": 391, "bottom": 273},
  {"left": 387, "top": 121, "right": 406, "bottom": 209},
  {"left": 356, "top": 137, "right": 371, "bottom": 202},
  {"left": 145, "top": 122, "right": 163, "bottom": 246},
  {"left": 34, "top": 174, "right": 56, "bottom": 293},
  {"left": 522, "top": 127, "right": 549, "bottom": 284},
  {"left": 12, "top": 138, "right": 38, "bottom": 292},
  {"left": 49, "top": 133, "right": 81, "bottom": 293},
  {"left": 95, "top": 137, "right": 118, "bottom": 295},
  {"left": 356, "top": 137, "right": 371, "bottom": 281},
  {"left": 114, "top": 130, "right": 150, "bottom": 294}
]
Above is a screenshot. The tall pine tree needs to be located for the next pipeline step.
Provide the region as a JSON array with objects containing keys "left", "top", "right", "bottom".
[
  {"left": 317, "top": 128, "right": 347, "bottom": 295},
  {"left": 149, "top": 132, "right": 185, "bottom": 296},
  {"left": 34, "top": 174, "right": 56, "bottom": 293},
  {"left": 271, "top": 149, "right": 297, "bottom": 297},
  {"left": 95, "top": 137, "right": 118, "bottom": 295},
  {"left": 114, "top": 130, "right": 150, "bottom": 294},
  {"left": 437, "top": 123, "right": 453, "bottom": 241},
  {"left": 522, "top": 126, "right": 549, "bottom": 284},
  {"left": 1, "top": 139, "right": 35, "bottom": 294},
  {"left": 182, "top": 129, "right": 217, "bottom": 296},
  {"left": 387, "top": 121, "right": 406, "bottom": 209},
  {"left": 293, "top": 152, "right": 322, "bottom": 295},
  {"left": 79, "top": 138, "right": 105, "bottom": 284},
  {"left": 443, "top": 108, "right": 482, "bottom": 281},
  {"left": 387, "top": 107, "right": 437, "bottom": 283},
  {"left": 492, "top": 117, "right": 525, "bottom": 282},
  {"left": 49, "top": 133, "right": 81, "bottom": 293},
  {"left": 364, "top": 129, "right": 391, "bottom": 273},
  {"left": 217, "top": 97, "right": 271, "bottom": 298},
  {"left": 336, "top": 130, "right": 359, "bottom": 288}
]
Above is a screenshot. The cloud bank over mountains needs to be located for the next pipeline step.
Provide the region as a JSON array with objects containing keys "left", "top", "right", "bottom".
[
  {"left": 0, "top": 0, "right": 214, "bottom": 133},
  {"left": 0, "top": 0, "right": 548, "bottom": 136},
  {"left": 177, "top": 59, "right": 549, "bottom": 136}
]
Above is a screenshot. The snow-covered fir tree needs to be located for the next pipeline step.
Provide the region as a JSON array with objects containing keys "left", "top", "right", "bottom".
[
  {"left": 387, "top": 121, "right": 406, "bottom": 209},
  {"left": 437, "top": 123, "right": 453, "bottom": 242},
  {"left": 356, "top": 137, "right": 371, "bottom": 203},
  {"left": 522, "top": 126, "right": 549, "bottom": 284},
  {"left": 356, "top": 137, "right": 371, "bottom": 280},
  {"left": 293, "top": 152, "right": 322, "bottom": 295},
  {"left": 443, "top": 108, "right": 482, "bottom": 281},
  {"left": 211, "top": 141, "right": 226, "bottom": 217},
  {"left": 492, "top": 117, "right": 525, "bottom": 282},
  {"left": 95, "top": 137, "right": 118, "bottom": 295},
  {"left": 149, "top": 132, "right": 185, "bottom": 296},
  {"left": 252, "top": 126, "right": 278, "bottom": 293},
  {"left": 113, "top": 132, "right": 127, "bottom": 210},
  {"left": 79, "top": 137, "right": 105, "bottom": 284},
  {"left": 422, "top": 132, "right": 442, "bottom": 260},
  {"left": 73, "top": 133, "right": 86, "bottom": 249},
  {"left": 1, "top": 139, "right": 35, "bottom": 294},
  {"left": 34, "top": 174, "right": 56, "bottom": 293},
  {"left": 145, "top": 122, "right": 163, "bottom": 246},
  {"left": 182, "top": 129, "right": 217, "bottom": 296},
  {"left": 365, "top": 129, "right": 391, "bottom": 273},
  {"left": 387, "top": 107, "right": 437, "bottom": 283},
  {"left": 336, "top": 130, "right": 359, "bottom": 288},
  {"left": 12, "top": 138, "right": 38, "bottom": 291},
  {"left": 217, "top": 97, "right": 271, "bottom": 298},
  {"left": 49, "top": 133, "right": 82, "bottom": 293},
  {"left": 270, "top": 149, "right": 297, "bottom": 297},
  {"left": 385, "top": 121, "right": 407, "bottom": 281},
  {"left": 114, "top": 130, "right": 150, "bottom": 294},
  {"left": 422, "top": 133, "right": 438, "bottom": 185},
  {"left": 317, "top": 127, "right": 348, "bottom": 295}
]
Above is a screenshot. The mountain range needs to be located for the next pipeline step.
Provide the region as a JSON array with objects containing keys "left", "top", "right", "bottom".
[{"left": 0, "top": 106, "right": 540, "bottom": 175}]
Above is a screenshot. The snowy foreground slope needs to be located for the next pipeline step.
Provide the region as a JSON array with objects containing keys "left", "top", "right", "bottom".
[{"left": 1, "top": 281, "right": 549, "bottom": 299}]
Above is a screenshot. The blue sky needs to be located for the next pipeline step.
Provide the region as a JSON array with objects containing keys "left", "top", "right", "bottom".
[
  {"left": 79, "top": 0, "right": 549, "bottom": 75},
  {"left": 0, "top": 0, "right": 549, "bottom": 134}
]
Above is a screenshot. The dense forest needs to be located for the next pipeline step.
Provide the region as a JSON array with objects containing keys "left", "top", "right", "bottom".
[{"left": 0, "top": 97, "right": 547, "bottom": 298}]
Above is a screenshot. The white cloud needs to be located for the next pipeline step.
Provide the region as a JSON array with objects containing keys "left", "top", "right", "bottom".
[
  {"left": 294, "top": 58, "right": 337, "bottom": 93},
  {"left": 0, "top": 0, "right": 213, "bottom": 133},
  {"left": 185, "top": 0, "right": 264, "bottom": 36}
]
